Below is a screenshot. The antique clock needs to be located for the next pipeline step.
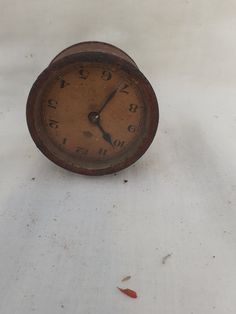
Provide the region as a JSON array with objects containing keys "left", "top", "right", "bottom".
[{"left": 26, "top": 41, "right": 159, "bottom": 175}]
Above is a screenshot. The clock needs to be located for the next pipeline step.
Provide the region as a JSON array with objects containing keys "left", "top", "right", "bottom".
[{"left": 26, "top": 41, "right": 159, "bottom": 175}]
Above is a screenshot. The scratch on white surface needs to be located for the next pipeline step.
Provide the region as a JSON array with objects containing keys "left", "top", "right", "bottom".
[
  {"left": 162, "top": 253, "right": 172, "bottom": 265},
  {"left": 121, "top": 275, "right": 131, "bottom": 282}
]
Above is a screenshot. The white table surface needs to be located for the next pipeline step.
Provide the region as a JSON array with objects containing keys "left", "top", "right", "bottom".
[{"left": 1, "top": 1, "right": 236, "bottom": 313}]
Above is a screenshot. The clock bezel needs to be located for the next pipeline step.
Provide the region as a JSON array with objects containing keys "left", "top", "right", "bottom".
[{"left": 26, "top": 51, "right": 159, "bottom": 176}]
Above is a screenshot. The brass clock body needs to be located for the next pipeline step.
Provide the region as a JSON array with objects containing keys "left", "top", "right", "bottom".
[{"left": 26, "top": 42, "right": 159, "bottom": 175}]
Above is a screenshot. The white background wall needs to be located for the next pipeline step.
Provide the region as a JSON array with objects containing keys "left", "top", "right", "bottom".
[{"left": 1, "top": 1, "right": 236, "bottom": 313}]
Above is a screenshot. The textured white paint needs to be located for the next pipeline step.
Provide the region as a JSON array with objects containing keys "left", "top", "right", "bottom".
[{"left": 1, "top": 1, "right": 236, "bottom": 313}]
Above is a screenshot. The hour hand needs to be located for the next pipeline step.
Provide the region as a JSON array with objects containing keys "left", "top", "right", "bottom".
[
  {"left": 99, "top": 126, "right": 114, "bottom": 147},
  {"left": 88, "top": 111, "right": 114, "bottom": 147}
]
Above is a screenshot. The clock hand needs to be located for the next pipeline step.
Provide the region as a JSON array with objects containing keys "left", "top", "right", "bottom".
[
  {"left": 88, "top": 112, "right": 114, "bottom": 147},
  {"left": 98, "top": 83, "right": 122, "bottom": 114},
  {"left": 97, "top": 122, "right": 114, "bottom": 147}
]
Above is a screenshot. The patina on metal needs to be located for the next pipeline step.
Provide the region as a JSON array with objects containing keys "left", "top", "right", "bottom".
[{"left": 26, "top": 41, "right": 159, "bottom": 175}]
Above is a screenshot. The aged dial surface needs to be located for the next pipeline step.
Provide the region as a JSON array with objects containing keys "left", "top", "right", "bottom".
[
  {"left": 43, "top": 61, "right": 145, "bottom": 161},
  {"left": 27, "top": 51, "right": 158, "bottom": 175}
]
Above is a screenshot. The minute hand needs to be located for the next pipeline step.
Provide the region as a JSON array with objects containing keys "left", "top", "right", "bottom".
[{"left": 98, "top": 86, "right": 120, "bottom": 114}]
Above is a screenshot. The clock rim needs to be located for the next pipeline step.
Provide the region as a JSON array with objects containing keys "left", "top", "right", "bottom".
[
  {"left": 50, "top": 41, "right": 138, "bottom": 68},
  {"left": 26, "top": 51, "right": 159, "bottom": 176}
]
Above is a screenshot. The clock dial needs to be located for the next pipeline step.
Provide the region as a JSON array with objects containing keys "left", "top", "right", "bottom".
[
  {"left": 27, "top": 42, "right": 159, "bottom": 175},
  {"left": 42, "top": 62, "right": 146, "bottom": 163}
]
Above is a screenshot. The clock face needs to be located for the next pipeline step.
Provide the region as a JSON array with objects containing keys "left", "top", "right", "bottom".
[{"left": 27, "top": 52, "right": 158, "bottom": 175}]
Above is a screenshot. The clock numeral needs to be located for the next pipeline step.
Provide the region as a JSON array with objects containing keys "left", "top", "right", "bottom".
[
  {"left": 129, "top": 104, "right": 138, "bottom": 113},
  {"left": 47, "top": 99, "right": 58, "bottom": 109},
  {"left": 120, "top": 83, "right": 129, "bottom": 94},
  {"left": 79, "top": 68, "right": 89, "bottom": 80},
  {"left": 101, "top": 70, "right": 112, "bottom": 81},
  {"left": 48, "top": 119, "right": 59, "bottom": 129},
  {"left": 57, "top": 77, "right": 70, "bottom": 88},
  {"left": 98, "top": 148, "right": 108, "bottom": 156},
  {"left": 62, "top": 138, "right": 67, "bottom": 145},
  {"left": 113, "top": 139, "right": 125, "bottom": 148},
  {"left": 76, "top": 146, "right": 88, "bottom": 155},
  {"left": 128, "top": 125, "right": 136, "bottom": 133}
]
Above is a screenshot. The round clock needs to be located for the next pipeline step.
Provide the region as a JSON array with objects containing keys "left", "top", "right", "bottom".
[{"left": 26, "top": 41, "right": 159, "bottom": 175}]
